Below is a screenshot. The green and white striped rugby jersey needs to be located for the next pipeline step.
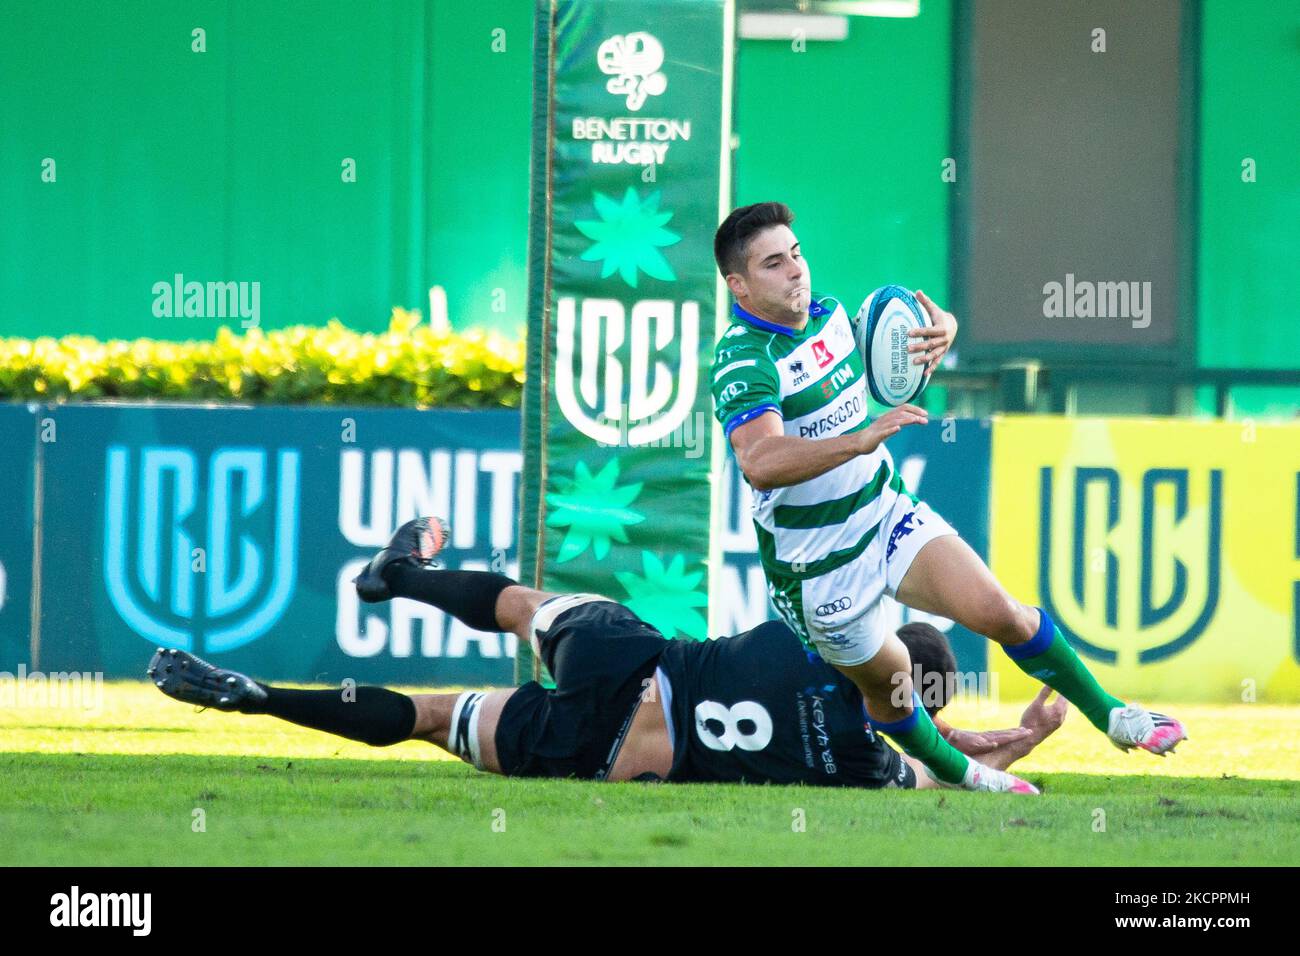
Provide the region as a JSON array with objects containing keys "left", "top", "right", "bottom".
[{"left": 710, "top": 293, "right": 909, "bottom": 581}]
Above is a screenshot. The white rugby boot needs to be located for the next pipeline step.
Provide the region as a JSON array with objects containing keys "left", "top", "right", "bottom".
[
  {"left": 1107, "top": 703, "right": 1188, "bottom": 756},
  {"left": 926, "top": 759, "right": 1040, "bottom": 795}
]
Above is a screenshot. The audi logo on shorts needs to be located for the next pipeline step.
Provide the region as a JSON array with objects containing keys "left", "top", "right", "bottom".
[{"left": 815, "top": 596, "right": 852, "bottom": 617}]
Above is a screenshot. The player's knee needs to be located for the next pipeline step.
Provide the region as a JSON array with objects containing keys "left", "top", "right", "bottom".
[
  {"left": 355, "top": 687, "right": 418, "bottom": 747},
  {"left": 839, "top": 638, "right": 914, "bottom": 718},
  {"left": 967, "top": 592, "right": 1029, "bottom": 644}
]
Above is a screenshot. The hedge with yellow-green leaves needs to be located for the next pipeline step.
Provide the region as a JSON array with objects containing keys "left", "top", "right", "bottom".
[{"left": 0, "top": 310, "right": 525, "bottom": 407}]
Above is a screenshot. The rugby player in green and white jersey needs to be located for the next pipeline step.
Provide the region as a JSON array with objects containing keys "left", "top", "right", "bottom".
[{"left": 710, "top": 202, "right": 1187, "bottom": 794}]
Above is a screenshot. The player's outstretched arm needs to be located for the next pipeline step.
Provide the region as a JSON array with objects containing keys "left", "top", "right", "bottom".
[
  {"left": 956, "top": 687, "right": 1068, "bottom": 772},
  {"left": 902, "top": 726, "right": 1036, "bottom": 789},
  {"left": 937, "top": 719, "right": 1033, "bottom": 757},
  {"left": 730, "top": 405, "right": 928, "bottom": 491}
]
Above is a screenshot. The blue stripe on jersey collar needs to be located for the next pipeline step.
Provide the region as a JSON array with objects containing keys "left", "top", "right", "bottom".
[
  {"left": 731, "top": 302, "right": 795, "bottom": 336},
  {"left": 731, "top": 299, "right": 826, "bottom": 336}
]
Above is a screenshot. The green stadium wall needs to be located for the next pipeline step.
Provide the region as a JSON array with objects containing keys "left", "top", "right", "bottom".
[
  {"left": 0, "top": 0, "right": 533, "bottom": 340},
  {"left": 1, "top": 1, "right": 954, "bottom": 342},
  {"left": 734, "top": 2, "right": 953, "bottom": 314},
  {"left": 3, "top": 0, "right": 1296, "bottom": 417},
  {"left": 1195, "top": 1, "right": 1300, "bottom": 414}
]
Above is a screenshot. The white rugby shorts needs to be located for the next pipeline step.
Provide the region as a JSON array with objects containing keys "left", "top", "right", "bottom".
[{"left": 770, "top": 496, "right": 957, "bottom": 668}]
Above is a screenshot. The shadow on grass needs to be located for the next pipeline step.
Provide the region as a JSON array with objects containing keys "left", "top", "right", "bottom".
[{"left": 8, "top": 725, "right": 198, "bottom": 734}]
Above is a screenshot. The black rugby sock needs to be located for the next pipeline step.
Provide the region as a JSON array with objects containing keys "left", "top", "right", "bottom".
[
  {"left": 382, "top": 564, "right": 515, "bottom": 632},
  {"left": 245, "top": 685, "right": 416, "bottom": 747}
]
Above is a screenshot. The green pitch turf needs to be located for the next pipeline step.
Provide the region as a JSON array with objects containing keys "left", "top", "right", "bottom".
[{"left": 2, "top": 683, "right": 1297, "bottom": 866}]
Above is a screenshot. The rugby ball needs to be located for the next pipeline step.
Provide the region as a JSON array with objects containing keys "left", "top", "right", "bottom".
[{"left": 854, "top": 284, "right": 931, "bottom": 407}]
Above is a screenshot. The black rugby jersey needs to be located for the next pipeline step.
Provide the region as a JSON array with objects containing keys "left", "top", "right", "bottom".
[{"left": 655, "top": 621, "right": 906, "bottom": 787}]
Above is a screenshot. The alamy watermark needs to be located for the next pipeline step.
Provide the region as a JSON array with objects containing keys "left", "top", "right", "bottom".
[
  {"left": 0, "top": 664, "right": 104, "bottom": 714},
  {"left": 596, "top": 409, "right": 707, "bottom": 459},
  {"left": 1042, "top": 274, "right": 1151, "bottom": 329},
  {"left": 890, "top": 664, "right": 1000, "bottom": 714},
  {"left": 151, "top": 273, "right": 261, "bottom": 328},
  {"left": 50, "top": 886, "right": 151, "bottom": 936}
]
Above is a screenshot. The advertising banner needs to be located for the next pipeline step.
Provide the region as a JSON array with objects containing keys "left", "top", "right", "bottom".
[
  {"left": 0, "top": 404, "right": 36, "bottom": 670},
  {"left": 519, "top": 0, "right": 735, "bottom": 680},
  {"left": 25, "top": 406, "right": 1291, "bottom": 700},
  {"left": 989, "top": 416, "right": 1300, "bottom": 701},
  {"left": 35, "top": 405, "right": 522, "bottom": 684}
]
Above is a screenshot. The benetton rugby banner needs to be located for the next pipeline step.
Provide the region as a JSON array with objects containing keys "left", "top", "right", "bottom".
[{"left": 519, "top": 0, "right": 735, "bottom": 680}]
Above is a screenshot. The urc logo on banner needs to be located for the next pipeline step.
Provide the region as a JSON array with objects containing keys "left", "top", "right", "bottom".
[{"left": 103, "top": 446, "right": 300, "bottom": 652}]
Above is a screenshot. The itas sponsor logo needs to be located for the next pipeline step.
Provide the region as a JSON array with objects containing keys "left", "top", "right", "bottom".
[
  {"left": 812, "top": 339, "right": 833, "bottom": 368},
  {"left": 103, "top": 446, "right": 300, "bottom": 653},
  {"left": 50, "top": 886, "right": 151, "bottom": 936},
  {"left": 815, "top": 596, "right": 853, "bottom": 617},
  {"left": 831, "top": 311, "right": 854, "bottom": 346}
]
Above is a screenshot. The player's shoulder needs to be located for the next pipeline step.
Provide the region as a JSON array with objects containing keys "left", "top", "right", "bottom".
[
  {"left": 713, "top": 321, "right": 776, "bottom": 367},
  {"left": 716, "top": 318, "right": 768, "bottom": 348}
]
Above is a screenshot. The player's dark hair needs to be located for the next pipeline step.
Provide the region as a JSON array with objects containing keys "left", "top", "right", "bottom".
[
  {"left": 714, "top": 201, "right": 795, "bottom": 278},
  {"left": 896, "top": 622, "right": 958, "bottom": 718}
]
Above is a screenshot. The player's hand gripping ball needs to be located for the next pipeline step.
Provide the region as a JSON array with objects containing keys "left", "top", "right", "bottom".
[{"left": 854, "top": 285, "right": 932, "bottom": 407}]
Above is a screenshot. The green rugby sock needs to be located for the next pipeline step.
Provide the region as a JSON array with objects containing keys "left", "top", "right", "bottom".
[
  {"left": 868, "top": 692, "right": 969, "bottom": 785},
  {"left": 1006, "top": 608, "right": 1124, "bottom": 733}
]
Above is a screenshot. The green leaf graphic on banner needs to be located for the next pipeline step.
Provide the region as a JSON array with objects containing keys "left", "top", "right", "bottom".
[
  {"left": 545, "top": 458, "right": 645, "bottom": 562},
  {"left": 616, "top": 551, "right": 708, "bottom": 641},
  {"left": 575, "top": 187, "right": 681, "bottom": 288}
]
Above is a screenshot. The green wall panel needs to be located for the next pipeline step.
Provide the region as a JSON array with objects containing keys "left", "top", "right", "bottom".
[
  {"left": 1196, "top": 2, "right": 1300, "bottom": 370},
  {"left": 0, "top": 0, "right": 533, "bottom": 339}
]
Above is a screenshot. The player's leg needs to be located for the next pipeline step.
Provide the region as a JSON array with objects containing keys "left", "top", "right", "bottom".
[
  {"left": 149, "top": 647, "right": 420, "bottom": 746},
  {"left": 834, "top": 637, "right": 1034, "bottom": 794},
  {"left": 892, "top": 510, "right": 1186, "bottom": 754},
  {"left": 894, "top": 531, "right": 1115, "bottom": 715},
  {"left": 147, "top": 645, "right": 523, "bottom": 773},
  {"left": 774, "top": 569, "right": 1036, "bottom": 794},
  {"left": 900, "top": 755, "right": 942, "bottom": 790},
  {"left": 408, "top": 689, "right": 515, "bottom": 773},
  {"left": 150, "top": 519, "right": 609, "bottom": 770},
  {"left": 833, "top": 630, "right": 975, "bottom": 786},
  {"left": 352, "top": 515, "right": 562, "bottom": 642}
]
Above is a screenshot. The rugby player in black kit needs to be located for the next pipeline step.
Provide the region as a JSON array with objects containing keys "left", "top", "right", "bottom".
[{"left": 150, "top": 519, "right": 1064, "bottom": 788}]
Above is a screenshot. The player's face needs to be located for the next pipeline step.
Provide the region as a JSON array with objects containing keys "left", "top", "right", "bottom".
[{"left": 737, "top": 225, "right": 811, "bottom": 319}]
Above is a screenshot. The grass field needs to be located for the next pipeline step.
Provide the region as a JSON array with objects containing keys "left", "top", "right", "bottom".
[{"left": 2, "top": 683, "right": 1297, "bottom": 866}]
